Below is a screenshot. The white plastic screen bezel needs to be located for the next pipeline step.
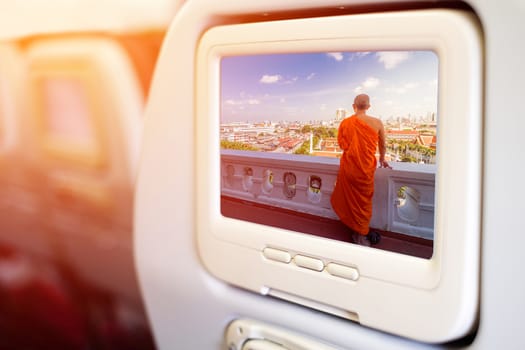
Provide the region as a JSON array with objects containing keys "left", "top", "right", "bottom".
[{"left": 196, "top": 9, "right": 481, "bottom": 343}]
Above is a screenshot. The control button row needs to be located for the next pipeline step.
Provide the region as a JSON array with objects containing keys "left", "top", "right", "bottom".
[{"left": 262, "top": 247, "right": 359, "bottom": 281}]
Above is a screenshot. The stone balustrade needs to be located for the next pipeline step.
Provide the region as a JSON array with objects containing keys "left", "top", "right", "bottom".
[{"left": 221, "top": 149, "right": 435, "bottom": 240}]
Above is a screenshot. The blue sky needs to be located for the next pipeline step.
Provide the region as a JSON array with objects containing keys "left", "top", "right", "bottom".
[{"left": 220, "top": 51, "right": 438, "bottom": 123}]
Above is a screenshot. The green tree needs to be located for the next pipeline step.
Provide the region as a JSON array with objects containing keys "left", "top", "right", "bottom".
[
  {"left": 294, "top": 142, "right": 310, "bottom": 155},
  {"left": 401, "top": 155, "right": 417, "bottom": 163},
  {"left": 301, "top": 125, "right": 312, "bottom": 134},
  {"left": 220, "top": 140, "right": 257, "bottom": 151}
]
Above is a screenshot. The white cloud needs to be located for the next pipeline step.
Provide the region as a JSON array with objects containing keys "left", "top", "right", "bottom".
[
  {"left": 356, "top": 51, "right": 371, "bottom": 58},
  {"left": 327, "top": 52, "right": 344, "bottom": 61},
  {"left": 363, "top": 77, "right": 380, "bottom": 89},
  {"left": 404, "top": 82, "right": 419, "bottom": 89},
  {"left": 284, "top": 76, "right": 299, "bottom": 84},
  {"left": 260, "top": 74, "right": 282, "bottom": 84},
  {"left": 306, "top": 73, "right": 316, "bottom": 80},
  {"left": 352, "top": 77, "right": 380, "bottom": 95},
  {"left": 386, "top": 87, "right": 407, "bottom": 94},
  {"left": 349, "top": 52, "right": 372, "bottom": 61},
  {"left": 385, "top": 82, "right": 418, "bottom": 95},
  {"left": 376, "top": 51, "right": 410, "bottom": 69},
  {"left": 223, "top": 98, "right": 260, "bottom": 106}
]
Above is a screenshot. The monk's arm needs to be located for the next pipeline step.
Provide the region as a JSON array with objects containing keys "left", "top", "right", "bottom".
[
  {"left": 337, "top": 124, "right": 348, "bottom": 150},
  {"left": 378, "top": 123, "right": 391, "bottom": 168}
]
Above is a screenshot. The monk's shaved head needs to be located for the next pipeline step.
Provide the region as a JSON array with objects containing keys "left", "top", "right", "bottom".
[{"left": 353, "top": 94, "right": 370, "bottom": 110}]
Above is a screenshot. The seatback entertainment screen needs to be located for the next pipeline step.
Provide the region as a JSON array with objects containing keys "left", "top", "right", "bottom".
[
  {"left": 220, "top": 50, "right": 438, "bottom": 259},
  {"left": 195, "top": 9, "right": 482, "bottom": 343}
]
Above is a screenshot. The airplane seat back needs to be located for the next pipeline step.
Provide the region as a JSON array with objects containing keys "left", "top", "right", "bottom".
[
  {"left": 0, "top": 43, "right": 51, "bottom": 256},
  {"left": 23, "top": 36, "right": 145, "bottom": 305},
  {"left": 135, "top": 0, "right": 525, "bottom": 349}
]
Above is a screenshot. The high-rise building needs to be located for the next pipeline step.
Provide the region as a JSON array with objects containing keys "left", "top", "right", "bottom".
[{"left": 335, "top": 108, "right": 347, "bottom": 121}]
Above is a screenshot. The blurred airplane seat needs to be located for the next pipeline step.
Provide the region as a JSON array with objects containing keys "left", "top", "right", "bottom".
[
  {"left": 22, "top": 32, "right": 163, "bottom": 317},
  {"left": 0, "top": 244, "right": 89, "bottom": 348},
  {"left": 115, "top": 31, "right": 165, "bottom": 99},
  {"left": 0, "top": 32, "right": 163, "bottom": 348},
  {"left": 0, "top": 43, "right": 54, "bottom": 257}
]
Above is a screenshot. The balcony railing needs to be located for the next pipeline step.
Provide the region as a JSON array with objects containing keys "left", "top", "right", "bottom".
[{"left": 221, "top": 149, "right": 435, "bottom": 240}]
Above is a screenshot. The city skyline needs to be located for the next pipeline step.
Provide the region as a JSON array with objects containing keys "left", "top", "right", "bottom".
[{"left": 221, "top": 50, "right": 438, "bottom": 123}]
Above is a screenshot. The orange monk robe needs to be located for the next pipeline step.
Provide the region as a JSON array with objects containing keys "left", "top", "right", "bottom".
[{"left": 331, "top": 116, "right": 378, "bottom": 235}]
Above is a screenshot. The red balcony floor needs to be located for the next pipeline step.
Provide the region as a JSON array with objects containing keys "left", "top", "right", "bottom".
[{"left": 221, "top": 196, "right": 433, "bottom": 259}]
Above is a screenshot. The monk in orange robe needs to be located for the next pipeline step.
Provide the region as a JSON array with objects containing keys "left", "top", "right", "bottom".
[{"left": 331, "top": 94, "right": 390, "bottom": 246}]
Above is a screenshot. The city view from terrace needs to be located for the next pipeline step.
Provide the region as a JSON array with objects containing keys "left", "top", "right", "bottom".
[{"left": 220, "top": 50, "right": 438, "bottom": 164}]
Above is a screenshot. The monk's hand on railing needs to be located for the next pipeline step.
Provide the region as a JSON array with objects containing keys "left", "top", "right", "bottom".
[{"left": 379, "top": 160, "right": 392, "bottom": 169}]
